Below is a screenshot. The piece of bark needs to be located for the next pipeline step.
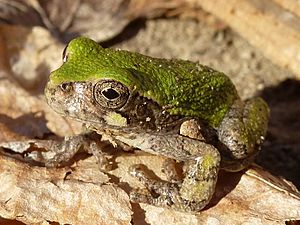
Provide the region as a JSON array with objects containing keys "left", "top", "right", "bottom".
[
  {"left": 1, "top": 147, "right": 300, "bottom": 225},
  {"left": 272, "top": 0, "right": 300, "bottom": 19},
  {"left": 0, "top": 154, "right": 131, "bottom": 225},
  {"left": 190, "top": 0, "right": 300, "bottom": 79}
]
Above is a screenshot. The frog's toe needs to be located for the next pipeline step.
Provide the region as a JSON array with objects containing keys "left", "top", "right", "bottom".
[
  {"left": 96, "top": 154, "right": 113, "bottom": 171},
  {"left": 129, "top": 163, "right": 177, "bottom": 193},
  {"left": 161, "top": 158, "right": 183, "bottom": 183},
  {"left": 129, "top": 183, "right": 204, "bottom": 212},
  {"left": 129, "top": 186, "right": 181, "bottom": 210},
  {"left": 129, "top": 163, "right": 187, "bottom": 209},
  {"left": 129, "top": 188, "right": 153, "bottom": 203}
]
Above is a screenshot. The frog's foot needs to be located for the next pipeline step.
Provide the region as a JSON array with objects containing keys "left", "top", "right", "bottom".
[
  {"left": 129, "top": 151, "right": 220, "bottom": 212},
  {"left": 129, "top": 164, "right": 185, "bottom": 210}
]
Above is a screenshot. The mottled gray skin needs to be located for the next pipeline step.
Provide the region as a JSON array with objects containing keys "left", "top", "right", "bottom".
[{"left": 45, "top": 37, "right": 269, "bottom": 212}]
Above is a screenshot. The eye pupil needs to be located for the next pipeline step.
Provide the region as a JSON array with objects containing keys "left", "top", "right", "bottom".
[
  {"left": 93, "top": 80, "right": 129, "bottom": 109},
  {"left": 102, "top": 88, "right": 120, "bottom": 100}
]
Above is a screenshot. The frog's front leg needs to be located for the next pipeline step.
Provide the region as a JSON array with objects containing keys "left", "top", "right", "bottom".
[
  {"left": 217, "top": 97, "right": 269, "bottom": 171},
  {"left": 44, "top": 132, "right": 112, "bottom": 170},
  {"left": 118, "top": 132, "right": 220, "bottom": 212}
]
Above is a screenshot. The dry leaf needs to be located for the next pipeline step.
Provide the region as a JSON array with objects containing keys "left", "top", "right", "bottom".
[
  {"left": 55, "top": 0, "right": 187, "bottom": 41},
  {"left": 0, "top": 0, "right": 134, "bottom": 42},
  {"left": 0, "top": 154, "right": 131, "bottom": 225},
  {"left": 0, "top": 0, "right": 42, "bottom": 27},
  {"left": 0, "top": 0, "right": 211, "bottom": 42}
]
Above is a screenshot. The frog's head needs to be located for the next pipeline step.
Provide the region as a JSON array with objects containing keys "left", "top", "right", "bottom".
[{"left": 45, "top": 37, "right": 181, "bottom": 131}]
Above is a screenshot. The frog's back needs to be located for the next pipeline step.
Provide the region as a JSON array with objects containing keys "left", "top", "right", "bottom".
[
  {"left": 105, "top": 45, "right": 238, "bottom": 128},
  {"left": 60, "top": 37, "right": 239, "bottom": 128}
]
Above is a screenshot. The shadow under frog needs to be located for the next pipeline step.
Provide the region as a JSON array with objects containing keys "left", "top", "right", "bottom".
[{"left": 257, "top": 78, "right": 300, "bottom": 189}]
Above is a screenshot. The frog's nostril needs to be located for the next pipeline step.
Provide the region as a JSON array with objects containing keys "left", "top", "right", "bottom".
[
  {"left": 60, "top": 83, "right": 73, "bottom": 92},
  {"left": 62, "top": 44, "right": 69, "bottom": 62},
  {"left": 63, "top": 109, "right": 70, "bottom": 115}
]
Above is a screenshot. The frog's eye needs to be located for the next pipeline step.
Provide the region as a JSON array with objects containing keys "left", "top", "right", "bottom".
[
  {"left": 62, "top": 44, "right": 69, "bottom": 63},
  {"left": 93, "top": 80, "right": 129, "bottom": 109}
]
